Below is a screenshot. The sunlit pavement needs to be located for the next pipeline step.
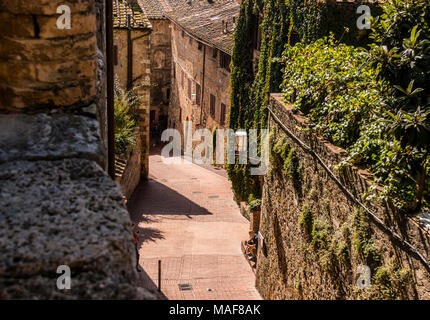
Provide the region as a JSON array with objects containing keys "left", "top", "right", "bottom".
[{"left": 128, "top": 152, "right": 261, "bottom": 300}]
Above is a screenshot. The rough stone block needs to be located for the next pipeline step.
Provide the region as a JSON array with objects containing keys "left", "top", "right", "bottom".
[
  {"left": 0, "top": 13, "right": 35, "bottom": 38},
  {"left": 0, "top": 61, "right": 37, "bottom": 84},
  {"left": 0, "top": 158, "right": 156, "bottom": 299},
  {"left": 37, "top": 13, "right": 97, "bottom": 39},
  {"left": 0, "top": 79, "right": 96, "bottom": 110},
  {"left": 0, "top": 113, "right": 105, "bottom": 167},
  {"left": 35, "top": 58, "right": 97, "bottom": 83},
  {"left": 0, "top": 0, "right": 94, "bottom": 15},
  {"left": 0, "top": 35, "right": 97, "bottom": 62}
]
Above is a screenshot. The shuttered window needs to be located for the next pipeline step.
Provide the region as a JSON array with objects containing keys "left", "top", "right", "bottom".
[
  {"left": 220, "top": 103, "right": 226, "bottom": 125},
  {"left": 210, "top": 94, "right": 215, "bottom": 118}
]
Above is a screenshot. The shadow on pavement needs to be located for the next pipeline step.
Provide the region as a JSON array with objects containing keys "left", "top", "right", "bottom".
[{"left": 127, "top": 178, "right": 212, "bottom": 219}]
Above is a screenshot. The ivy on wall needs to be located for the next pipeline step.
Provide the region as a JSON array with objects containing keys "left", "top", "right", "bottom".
[
  {"left": 229, "top": 0, "right": 428, "bottom": 210},
  {"left": 227, "top": 0, "right": 260, "bottom": 202},
  {"left": 228, "top": 0, "right": 377, "bottom": 202},
  {"left": 288, "top": 0, "right": 381, "bottom": 46}
]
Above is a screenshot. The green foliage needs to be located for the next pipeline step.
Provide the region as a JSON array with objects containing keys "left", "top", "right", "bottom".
[
  {"left": 367, "top": 0, "right": 430, "bottom": 211},
  {"left": 228, "top": 0, "right": 289, "bottom": 202},
  {"left": 298, "top": 202, "right": 313, "bottom": 240},
  {"left": 288, "top": 0, "right": 381, "bottom": 46},
  {"left": 351, "top": 208, "right": 382, "bottom": 270},
  {"left": 367, "top": 263, "right": 412, "bottom": 300},
  {"left": 272, "top": 135, "right": 288, "bottom": 160},
  {"left": 335, "top": 240, "right": 350, "bottom": 267},
  {"left": 114, "top": 80, "right": 139, "bottom": 157},
  {"left": 283, "top": 147, "right": 300, "bottom": 182},
  {"left": 282, "top": 27, "right": 429, "bottom": 210},
  {"left": 282, "top": 36, "right": 387, "bottom": 148},
  {"left": 311, "top": 218, "right": 331, "bottom": 252},
  {"left": 249, "top": 198, "right": 262, "bottom": 211},
  {"left": 230, "top": 0, "right": 429, "bottom": 209},
  {"left": 227, "top": 0, "right": 260, "bottom": 202}
]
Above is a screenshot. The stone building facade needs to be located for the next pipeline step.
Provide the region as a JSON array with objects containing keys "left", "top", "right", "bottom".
[
  {"left": 255, "top": 94, "right": 430, "bottom": 300},
  {"left": 137, "top": 0, "right": 239, "bottom": 149},
  {"left": 139, "top": 0, "right": 172, "bottom": 133},
  {"left": 113, "top": 0, "right": 152, "bottom": 178},
  {"left": 0, "top": 0, "right": 156, "bottom": 299},
  {"left": 168, "top": 0, "right": 239, "bottom": 143}
]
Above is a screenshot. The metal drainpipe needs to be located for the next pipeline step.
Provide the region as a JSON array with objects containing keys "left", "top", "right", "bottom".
[
  {"left": 200, "top": 45, "right": 206, "bottom": 127},
  {"left": 127, "top": 15, "right": 133, "bottom": 91},
  {"left": 106, "top": 0, "right": 115, "bottom": 179}
]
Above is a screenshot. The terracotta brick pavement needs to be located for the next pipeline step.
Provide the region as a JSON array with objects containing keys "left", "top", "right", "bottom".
[{"left": 128, "top": 154, "right": 261, "bottom": 300}]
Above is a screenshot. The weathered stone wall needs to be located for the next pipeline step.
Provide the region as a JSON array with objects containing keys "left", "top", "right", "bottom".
[
  {"left": 116, "top": 134, "right": 142, "bottom": 200},
  {"left": 149, "top": 19, "right": 171, "bottom": 130},
  {"left": 255, "top": 94, "right": 430, "bottom": 300},
  {"left": 113, "top": 28, "right": 151, "bottom": 178},
  {"left": 0, "top": 0, "right": 108, "bottom": 153},
  {"left": 170, "top": 23, "right": 231, "bottom": 140},
  {"left": 0, "top": 1, "right": 98, "bottom": 112},
  {"left": 0, "top": 0, "right": 157, "bottom": 299}
]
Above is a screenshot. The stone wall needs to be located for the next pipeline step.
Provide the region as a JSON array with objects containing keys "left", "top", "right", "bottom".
[
  {"left": 0, "top": 1, "right": 97, "bottom": 110},
  {"left": 170, "top": 23, "right": 231, "bottom": 140},
  {"left": 0, "top": 0, "right": 156, "bottom": 299},
  {"left": 255, "top": 94, "right": 430, "bottom": 300},
  {"left": 114, "top": 27, "right": 151, "bottom": 178},
  {"left": 116, "top": 134, "right": 142, "bottom": 200},
  {"left": 148, "top": 19, "right": 171, "bottom": 131}
]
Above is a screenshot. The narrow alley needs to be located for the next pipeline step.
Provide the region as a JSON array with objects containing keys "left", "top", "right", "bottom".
[{"left": 128, "top": 149, "right": 261, "bottom": 300}]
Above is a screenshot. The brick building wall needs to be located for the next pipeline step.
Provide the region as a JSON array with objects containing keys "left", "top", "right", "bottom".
[
  {"left": 114, "top": 27, "right": 151, "bottom": 177},
  {"left": 148, "top": 19, "right": 171, "bottom": 131},
  {"left": 170, "top": 23, "right": 231, "bottom": 142}
]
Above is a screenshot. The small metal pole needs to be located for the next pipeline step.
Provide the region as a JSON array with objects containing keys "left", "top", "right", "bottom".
[{"left": 158, "top": 260, "right": 161, "bottom": 292}]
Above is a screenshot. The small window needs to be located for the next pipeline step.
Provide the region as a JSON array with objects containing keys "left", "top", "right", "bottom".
[
  {"left": 220, "top": 103, "right": 226, "bottom": 125},
  {"left": 188, "top": 78, "right": 192, "bottom": 100},
  {"left": 212, "top": 48, "right": 218, "bottom": 59},
  {"left": 182, "top": 30, "right": 185, "bottom": 38},
  {"left": 166, "top": 88, "right": 171, "bottom": 100},
  {"left": 189, "top": 36, "right": 192, "bottom": 45},
  {"left": 196, "top": 83, "right": 201, "bottom": 106},
  {"left": 210, "top": 94, "right": 216, "bottom": 118},
  {"left": 219, "top": 52, "right": 231, "bottom": 72},
  {"left": 198, "top": 42, "right": 203, "bottom": 51}
]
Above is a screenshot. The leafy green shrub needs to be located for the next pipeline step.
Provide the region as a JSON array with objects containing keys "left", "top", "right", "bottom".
[
  {"left": 366, "top": 0, "right": 430, "bottom": 211},
  {"left": 114, "top": 80, "right": 139, "bottom": 157},
  {"left": 248, "top": 193, "right": 262, "bottom": 211},
  {"left": 282, "top": 27, "right": 429, "bottom": 210},
  {"left": 282, "top": 36, "right": 387, "bottom": 148}
]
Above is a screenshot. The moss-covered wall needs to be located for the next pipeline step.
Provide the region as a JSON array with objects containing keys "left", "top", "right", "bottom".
[{"left": 255, "top": 94, "right": 430, "bottom": 300}]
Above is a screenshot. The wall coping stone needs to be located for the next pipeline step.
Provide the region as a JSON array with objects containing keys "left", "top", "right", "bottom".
[
  {"left": 0, "top": 113, "right": 106, "bottom": 168},
  {"left": 0, "top": 158, "right": 157, "bottom": 299}
]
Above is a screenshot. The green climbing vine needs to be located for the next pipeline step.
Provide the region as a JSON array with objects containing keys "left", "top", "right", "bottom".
[{"left": 228, "top": 0, "right": 381, "bottom": 202}]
